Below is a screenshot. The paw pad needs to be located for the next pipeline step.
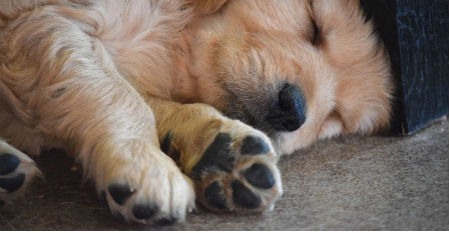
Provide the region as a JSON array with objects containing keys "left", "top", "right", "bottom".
[
  {"left": 204, "top": 181, "right": 227, "bottom": 210},
  {"left": 231, "top": 180, "right": 261, "bottom": 209},
  {"left": 132, "top": 203, "right": 159, "bottom": 220},
  {"left": 242, "top": 163, "right": 275, "bottom": 189},
  {"left": 192, "top": 133, "right": 234, "bottom": 179},
  {"left": 156, "top": 217, "right": 177, "bottom": 226},
  {"left": 0, "top": 173, "right": 25, "bottom": 193},
  {"left": 240, "top": 136, "right": 269, "bottom": 155},
  {"left": 0, "top": 153, "right": 20, "bottom": 175},
  {"left": 160, "top": 131, "right": 174, "bottom": 155},
  {"left": 108, "top": 184, "right": 135, "bottom": 205}
]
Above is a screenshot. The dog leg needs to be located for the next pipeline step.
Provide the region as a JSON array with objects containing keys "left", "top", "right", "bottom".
[
  {"left": 147, "top": 98, "right": 283, "bottom": 212},
  {"left": 0, "top": 139, "right": 40, "bottom": 204},
  {"left": 0, "top": 12, "right": 194, "bottom": 224}
]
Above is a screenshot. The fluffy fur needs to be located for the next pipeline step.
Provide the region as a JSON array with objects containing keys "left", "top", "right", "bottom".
[{"left": 0, "top": 0, "right": 392, "bottom": 224}]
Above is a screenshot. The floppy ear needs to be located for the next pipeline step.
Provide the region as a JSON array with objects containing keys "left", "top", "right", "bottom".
[
  {"left": 190, "top": 0, "right": 228, "bottom": 15},
  {"left": 309, "top": 0, "right": 393, "bottom": 135}
]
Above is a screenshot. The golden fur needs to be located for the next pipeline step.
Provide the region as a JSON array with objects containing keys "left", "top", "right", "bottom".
[{"left": 0, "top": 0, "right": 392, "bottom": 224}]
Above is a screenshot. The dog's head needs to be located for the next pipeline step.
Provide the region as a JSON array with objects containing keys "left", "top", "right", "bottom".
[{"left": 181, "top": 0, "right": 392, "bottom": 155}]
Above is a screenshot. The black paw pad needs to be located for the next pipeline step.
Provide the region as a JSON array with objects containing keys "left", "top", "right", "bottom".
[
  {"left": 240, "top": 136, "right": 270, "bottom": 155},
  {"left": 191, "top": 133, "right": 234, "bottom": 179},
  {"left": 160, "top": 131, "right": 173, "bottom": 155},
  {"left": 204, "top": 181, "right": 227, "bottom": 210},
  {"left": 231, "top": 180, "right": 261, "bottom": 209},
  {"left": 0, "top": 153, "right": 20, "bottom": 175},
  {"left": 0, "top": 173, "right": 25, "bottom": 193},
  {"left": 133, "top": 203, "right": 159, "bottom": 220},
  {"left": 156, "top": 217, "right": 177, "bottom": 226},
  {"left": 108, "top": 184, "right": 134, "bottom": 205},
  {"left": 243, "top": 163, "right": 275, "bottom": 189}
]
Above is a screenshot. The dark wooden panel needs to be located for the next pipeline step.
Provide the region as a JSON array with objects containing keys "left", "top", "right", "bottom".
[{"left": 362, "top": 0, "right": 449, "bottom": 135}]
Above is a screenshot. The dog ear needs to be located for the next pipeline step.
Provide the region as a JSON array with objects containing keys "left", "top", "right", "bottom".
[
  {"left": 190, "top": 0, "right": 228, "bottom": 15},
  {"left": 308, "top": 0, "right": 393, "bottom": 135}
]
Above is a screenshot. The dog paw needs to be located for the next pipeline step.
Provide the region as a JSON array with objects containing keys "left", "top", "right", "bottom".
[
  {"left": 0, "top": 141, "right": 40, "bottom": 203},
  {"left": 189, "top": 122, "right": 283, "bottom": 212},
  {"left": 98, "top": 147, "right": 195, "bottom": 225}
]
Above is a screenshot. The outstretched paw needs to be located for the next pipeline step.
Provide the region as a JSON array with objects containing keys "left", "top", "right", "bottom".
[
  {"left": 189, "top": 122, "right": 282, "bottom": 212},
  {"left": 97, "top": 145, "right": 195, "bottom": 225}
]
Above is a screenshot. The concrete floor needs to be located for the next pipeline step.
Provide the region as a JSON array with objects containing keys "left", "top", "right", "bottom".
[{"left": 0, "top": 119, "right": 448, "bottom": 230}]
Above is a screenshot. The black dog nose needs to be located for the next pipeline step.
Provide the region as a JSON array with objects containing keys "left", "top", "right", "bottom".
[{"left": 266, "top": 84, "right": 306, "bottom": 132}]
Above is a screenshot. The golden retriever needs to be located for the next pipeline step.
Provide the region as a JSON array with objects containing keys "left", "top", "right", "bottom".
[{"left": 0, "top": 0, "right": 392, "bottom": 225}]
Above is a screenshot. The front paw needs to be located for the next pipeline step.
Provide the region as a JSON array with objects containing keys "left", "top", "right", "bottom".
[
  {"left": 95, "top": 145, "right": 195, "bottom": 225},
  {"left": 189, "top": 121, "right": 283, "bottom": 212}
]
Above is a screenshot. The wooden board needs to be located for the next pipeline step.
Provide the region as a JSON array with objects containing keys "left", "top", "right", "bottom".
[{"left": 361, "top": 0, "right": 449, "bottom": 135}]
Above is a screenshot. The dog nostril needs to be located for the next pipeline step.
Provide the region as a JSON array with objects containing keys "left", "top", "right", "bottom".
[{"left": 266, "top": 83, "right": 306, "bottom": 132}]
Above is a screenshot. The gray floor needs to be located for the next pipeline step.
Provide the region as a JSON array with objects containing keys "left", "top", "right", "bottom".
[{"left": 0, "top": 119, "right": 448, "bottom": 230}]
